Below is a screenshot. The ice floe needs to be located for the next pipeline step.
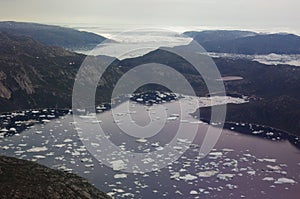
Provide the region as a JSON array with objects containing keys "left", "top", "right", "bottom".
[
  {"left": 217, "top": 174, "right": 235, "bottom": 181},
  {"left": 197, "top": 170, "right": 219, "bottom": 178},
  {"left": 114, "top": 174, "right": 128, "bottom": 179},
  {"left": 110, "top": 160, "right": 127, "bottom": 171},
  {"left": 274, "top": 178, "right": 296, "bottom": 184},
  {"left": 27, "top": 146, "right": 48, "bottom": 152}
]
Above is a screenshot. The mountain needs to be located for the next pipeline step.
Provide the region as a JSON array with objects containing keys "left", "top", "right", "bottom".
[
  {"left": 184, "top": 30, "right": 257, "bottom": 42},
  {"left": 184, "top": 30, "right": 300, "bottom": 55},
  {"left": 0, "top": 156, "right": 110, "bottom": 199},
  {"left": 120, "top": 48, "right": 300, "bottom": 136},
  {"left": 0, "top": 21, "right": 106, "bottom": 50},
  {"left": 0, "top": 32, "right": 120, "bottom": 112}
]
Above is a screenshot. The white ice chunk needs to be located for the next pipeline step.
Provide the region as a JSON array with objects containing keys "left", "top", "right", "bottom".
[
  {"left": 63, "top": 139, "right": 73, "bottom": 143},
  {"left": 111, "top": 160, "right": 126, "bottom": 171},
  {"left": 167, "top": 116, "right": 178, "bottom": 121},
  {"left": 33, "top": 155, "right": 46, "bottom": 159},
  {"left": 262, "top": 177, "right": 275, "bottom": 181},
  {"left": 190, "top": 190, "right": 198, "bottom": 195},
  {"left": 274, "top": 178, "right": 296, "bottom": 184},
  {"left": 197, "top": 170, "right": 219, "bottom": 178},
  {"left": 217, "top": 174, "right": 235, "bottom": 181},
  {"left": 114, "top": 174, "right": 128, "bottom": 179},
  {"left": 179, "top": 174, "right": 197, "bottom": 181},
  {"left": 266, "top": 165, "right": 281, "bottom": 170},
  {"left": 136, "top": 138, "right": 147, "bottom": 143},
  {"left": 27, "top": 146, "right": 48, "bottom": 152}
]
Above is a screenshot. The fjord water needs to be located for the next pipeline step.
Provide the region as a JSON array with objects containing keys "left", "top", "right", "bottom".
[{"left": 0, "top": 97, "right": 299, "bottom": 198}]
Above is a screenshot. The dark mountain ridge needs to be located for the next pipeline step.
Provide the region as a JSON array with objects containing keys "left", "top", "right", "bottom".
[
  {"left": 0, "top": 21, "right": 106, "bottom": 50},
  {"left": 184, "top": 30, "right": 300, "bottom": 55},
  {"left": 184, "top": 30, "right": 257, "bottom": 42}
]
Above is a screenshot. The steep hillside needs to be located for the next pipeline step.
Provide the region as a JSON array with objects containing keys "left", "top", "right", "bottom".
[
  {"left": 0, "top": 32, "right": 120, "bottom": 112},
  {"left": 0, "top": 156, "right": 110, "bottom": 199}
]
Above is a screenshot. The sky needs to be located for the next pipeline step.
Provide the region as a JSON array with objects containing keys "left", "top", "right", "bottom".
[{"left": 0, "top": 0, "right": 299, "bottom": 33}]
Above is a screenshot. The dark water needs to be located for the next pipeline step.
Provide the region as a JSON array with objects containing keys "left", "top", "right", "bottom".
[{"left": 0, "top": 98, "right": 299, "bottom": 198}]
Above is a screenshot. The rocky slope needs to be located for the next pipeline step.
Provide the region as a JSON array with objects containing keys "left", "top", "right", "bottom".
[
  {"left": 0, "top": 32, "right": 120, "bottom": 112},
  {"left": 0, "top": 156, "right": 110, "bottom": 199}
]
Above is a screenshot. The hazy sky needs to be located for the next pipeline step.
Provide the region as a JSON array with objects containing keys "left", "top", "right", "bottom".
[{"left": 1, "top": 0, "right": 299, "bottom": 33}]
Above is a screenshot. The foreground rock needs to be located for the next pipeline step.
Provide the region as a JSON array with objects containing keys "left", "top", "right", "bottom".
[{"left": 0, "top": 156, "right": 110, "bottom": 199}]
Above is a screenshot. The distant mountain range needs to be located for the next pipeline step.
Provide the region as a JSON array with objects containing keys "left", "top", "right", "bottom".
[
  {"left": 184, "top": 30, "right": 300, "bottom": 54},
  {"left": 0, "top": 21, "right": 107, "bottom": 50}
]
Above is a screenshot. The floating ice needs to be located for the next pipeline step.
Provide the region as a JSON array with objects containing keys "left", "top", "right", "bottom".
[
  {"left": 81, "top": 158, "right": 92, "bottom": 163},
  {"left": 226, "top": 184, "right": 238, "bottom": 190},
  {"left": 111, "top": 160, "right": 126, "bottom": 171},
  {"left": 209, "top": 152, "right": 223, "bottom": 159},
  {"left": 112, "top": 188, "right": 125, "bottom": 193},
  {"left": 14, "top": 151, "right": 25, "bottom": 154},
  {"left": 173, "top": 146, "right": 183, "bottom": 150},
  {"left": 222, "top": 148, "right": 234, "bottom": 152},
  {"left": 274, "top": 178, "right": 296, "bottom": 184},
  {"left": 107, "top": 192, "right": 115, "bottom": 197},
  {"left": 262, "top": 177, "right": 275, "bottom": 181},
  {"left": 266, "top": 165, "right": 281, "bottom": 170},
  {"left": 136, "top": 138, "right": 147, "bottom": 143},
  {"left": 114, "top": 174, "right": 128, "bottom": 179},
  {"left": 177, "top": 138, "right": 192, "bottom": 144},
  {"left": 217, "top": 174, "right": 235, "bottom": 181},
  {"left": 247, "top": 171, "right": 256, "bottom": 176},
  {"left": 54, "top": 144, "right": 66, "bottom": 148},
  {"left": 151, "top": 142, "right": 160, "bottom": 147},
  {"left": 197, "top": 170, "right": 218, "bottom": 178},
  {"left": 41, "top": 119, "right": 51, "bottom": 123},
  {"left": 179, "top": 174, "right": 197, "bottom": 181},
  {"left": 63, "top": 139, "right": 73, "bottom": 143},
  {"left": 252, "top": 130, "right": 263, "bottom": 134},
  {"left": 189, "top": 121, "right": 203, "bottom": 124},
  {"left": 27, "top": 146, "right": 48, "bottom": 152},
  {"left": 223, "top": 159, "right": 238, "bottom": 167},
  {"left": 209, "top": 152, "right": 223, "bottom": 156},
  {"left": 79, "top": 115, "right": 96, "bottom": 119},
  {"left": 258, "top": 158, "right": 277, "bottom": 163},
  {"left": 167, "top": 116, "right": 178, "bottom": 121},
  {"left": 190, "top": 190, "right": 198, "bottom": 195},
  {"left": 91, "top": 142, "right": 100, "bottom": 147},
  {"left": 33, "top": 155, "right": 46, "bottom": 159},
  {"left": 121, "top": 193, "right": 135, "bottom": 197},
  {"left": 9, "top": 128, "right": 16, "bottom": 132},
  {"left": 142, "top": 158, "right": 155, "bottom": 164},
  {"left": 170, "top": 172, "right": 180, "bottom": 180}
]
